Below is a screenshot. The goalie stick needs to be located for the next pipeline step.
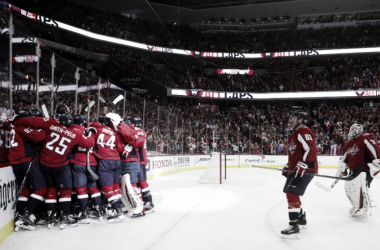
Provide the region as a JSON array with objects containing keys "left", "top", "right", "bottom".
[
  {"left": 315, "top": 179, "right": 339, "bottom": 192},
  {"left": 315, "top": 154, "right": 347, "bottom": 192},
  {"left": 86, "top": 92, "right": 99, "bottom": 180},
  {"left": 251, "top": 165, "right": 354, "bottom": 180},
  {"left": 12, "top": 160, "right": 34, "bottom": 209}
]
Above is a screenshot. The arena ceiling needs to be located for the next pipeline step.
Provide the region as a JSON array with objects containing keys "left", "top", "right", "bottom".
[{"left": 139, "top": 0, "right": 297, "bottom": 9}]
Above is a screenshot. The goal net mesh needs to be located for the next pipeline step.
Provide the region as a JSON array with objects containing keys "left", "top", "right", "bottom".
[{"left": 198, "top": 152, "right": 226, "bottom": 184}]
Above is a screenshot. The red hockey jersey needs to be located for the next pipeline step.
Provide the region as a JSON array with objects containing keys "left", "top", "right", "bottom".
[
  {"left": 117, "top": 122, "right": 144, "bottom": 148},
  {"left": 344, "top": 133, "right": 380, "bottom": 170},
  {"left": 15, "top": 117, "right": 95, "bottom": 167},
  {"left": 134, "top": 127, "right": 147, "bottom": 165},
  {"left": 287, "top": 126, "right": 318, "bottom": 173},
  {"left": 9, "top": 126, "right": 46, "bottom": 165},
  {"left": 0, "top": 120, "right": 11, "bottom": 167},
  {"left": 91, "top": 122, "right": 123, "bottom": 160},
  {"left": 69, "top": 124, "right": 97, "bottom": 166}
]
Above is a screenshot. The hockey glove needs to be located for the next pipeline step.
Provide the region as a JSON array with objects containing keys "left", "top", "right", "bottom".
[
  {"left": 85, "top": 127, "right": 97, "bottom": 136},
  {"left": 372, "top": 159, "right": 380, "bottom": 168},
  {"left": 294, "top": 161, "right": 308, "bottom": 178},
  {"left": 368, "top": 160, "right": 380, "bottom": 178},
  {"left": 336, "top": 160, "right": 348, "bottom": 177},
  {"left": 282, "top": 163, "right": 289, "bottom": 177},
  {"left": 105, "top": 113, "right": 122, "bottom": 129}
]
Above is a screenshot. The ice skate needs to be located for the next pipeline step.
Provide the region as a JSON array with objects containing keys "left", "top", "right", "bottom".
[
  {"left": 74, "top": 210, "right": 90, "bottom": 224},
  {"left": 127, "top": 207, "right": 145, "bottom": 218},
  {"left": 349, "top": 207, "right": 371, "bottom": 218},
  {"left": 107, "top": 208, "right": 125, "bottom": 223},
  {"left": 15, "top": 212, "right": 36, "bottom": 231},
  {"left": 36, "top": 213, "right": 48, "bottom": 225},
  {"left": 281, "top": 225, "right": 300, "bottom": 239},
  {"left": 298, "top": 212, "right": 307, "bottom": 229},
  {"left": 46, "top": 211, "right": 56, "bottom": 229},
  {"left": 60, "top": 215, "right": 78, "bottom": 230},
  {"left": 144, "top": 202, "right": 155, "bottom": 214}
]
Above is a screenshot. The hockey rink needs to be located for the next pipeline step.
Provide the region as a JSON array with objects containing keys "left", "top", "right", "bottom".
[{"left": 1, "top": 167, "right": 379, "bottom": 250}]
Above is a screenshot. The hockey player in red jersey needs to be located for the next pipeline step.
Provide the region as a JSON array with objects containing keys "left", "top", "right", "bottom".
[
  {"left": 105, "top": 113, "right": 145, "bottom": 217},
  {"left": 130, "top": 117, "right": 155, "bottom": 214},
  {"left": 10, "top": 109, "right": 47, "bottom": 231},
  {"left": 91, "top": 115, "right": 124, "bottom": 223},
  {"left": 281, "top": 111, "right": 318, "bottom": 239},
  {"left": 14, "top": 107, "right": 96, "bottom": 230},
  {"left": 70, "top": 115, "right": 102, "bottom": 223},
  {"left": 0, "top": 117, "right": 11, "bottom": 167},
  {"left": 337, "top": 123, "right": 380, "bottom": 217}
]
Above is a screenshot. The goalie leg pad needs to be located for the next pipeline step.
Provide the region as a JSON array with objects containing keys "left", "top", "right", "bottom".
[
  {"left": 120, "top": 174, "right": 145, "bottom": 215},
  {"left": 344, "top": 172, "right": 371, "bottom": 217}
]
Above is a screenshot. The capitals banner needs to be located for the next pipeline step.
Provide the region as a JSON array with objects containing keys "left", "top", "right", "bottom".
[
  {"left": 12, "top": 55, "right": 38, "bottom": 63},
  {"left": 5, "top": 0, "right": 380, "bottom": 60},
  {"left": 168, "top": 88, "right": 380, "bottom": 100},
  {"left": 217, "top": 69, "right": 254, "bottom": 75}
]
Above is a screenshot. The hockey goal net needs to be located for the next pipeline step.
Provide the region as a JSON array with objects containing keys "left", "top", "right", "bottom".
[{"left": 198, "top": 152, "right": 227, "bottom": 184}]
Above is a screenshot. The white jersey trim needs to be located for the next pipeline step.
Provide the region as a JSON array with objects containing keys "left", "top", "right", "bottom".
[
  {"left": 297, "top": 133, "right": 310, "bottom": 162},
  {"left": 364, "top": 139, "right": 378, "bottom": 159}
]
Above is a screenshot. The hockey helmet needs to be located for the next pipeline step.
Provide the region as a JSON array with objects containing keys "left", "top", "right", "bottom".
[
  {"left": 73, "top": 114, "right": 86, "bottom": 126},
  {"left": 18, "top": 109, "right": 32, "bottom": 118},
  {"left": 59, "top": 114, "right": 73, "bottom": 127},
  {"left": 290, "top": 110, "right": 310, "bottom": 125},
  {"left": 348, "top": 124, "right": 363, "bottom": 139},
  {"left": 98, "top": 115, "right": 111, "bottom": 127},
  {"left": 130, "top": 117, "right": 142, "bottom": 127},
  {"left": 55, "top": 104, "right": 70, "bottom": 116},
  {"left": 30, "top": 109, "right": 43, "bottom": 117}
]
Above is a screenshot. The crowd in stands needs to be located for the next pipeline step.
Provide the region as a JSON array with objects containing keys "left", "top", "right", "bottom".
[
  {"left": 8, "top": 0, "right": 380, "bottom": 53},
  {"left": 112, "top": 51, "right": 380, "bottom": 92},
  {"left": 3, "top": 78, "right": 380, "bottom": 161},
  {"left": 4, "top": 1, "right": 380, "bottom": 93},
  {"left": 2, "top": 1, "right": 380, "bottom": 162}
]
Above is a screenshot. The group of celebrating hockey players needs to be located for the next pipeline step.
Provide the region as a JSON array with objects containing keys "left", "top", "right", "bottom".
[
  {"left": 5, "top": 102, "right": 380, "bottom": 237},
  {"left": 281, "top": 110, "right": 380, "bottom": 239},
  {"left": 8, "top": 104, "right": 154, "bottom": 230}
]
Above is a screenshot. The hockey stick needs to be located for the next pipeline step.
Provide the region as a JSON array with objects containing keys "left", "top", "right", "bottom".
[
  {"left": 251, "top": 165, "right": 354, "bottom": 180},
  {"left": 315, "top": 179, "right": 339, "bottom": 192},
  {"left": 86, "top": 92, "right": 99, "bottom": 180},
  {"left": 110, "top": 94, "right": 124, "bottom": 113},
  {"left": 41, "top": 104, "right": 49, "bottom": 118},
  {"left": 12, "top": 160, "right": 34, "bottom": 209},
  {"left": 80, "top": 100, "right": 95, "bottom": 115}
]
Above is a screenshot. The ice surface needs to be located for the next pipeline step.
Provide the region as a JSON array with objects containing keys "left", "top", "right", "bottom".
[{"left": 1, "top": 168, "right": 379, "bottom": 250}]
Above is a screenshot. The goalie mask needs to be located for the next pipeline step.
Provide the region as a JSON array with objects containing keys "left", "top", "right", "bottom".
[{"left": 348, "top": 124, "right": 363, "bottom": 139}]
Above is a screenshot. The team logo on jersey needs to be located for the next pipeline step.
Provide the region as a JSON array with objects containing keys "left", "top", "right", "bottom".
[
  {"left": 288, "top": 140, "right": 296, "bottom": 155},
  {"left": 346, "top": 143, "right": 359, "bottom": 156}
]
